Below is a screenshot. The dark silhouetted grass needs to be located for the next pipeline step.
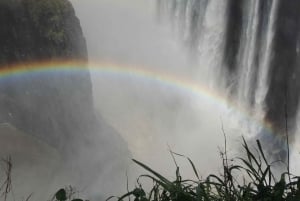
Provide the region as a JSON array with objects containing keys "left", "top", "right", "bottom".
[
  {"left": 1, "top": 138, "right": 300, "bottom": 201},
  {"left": 109, "top": 138, "right": 300, "bottom": 201}
]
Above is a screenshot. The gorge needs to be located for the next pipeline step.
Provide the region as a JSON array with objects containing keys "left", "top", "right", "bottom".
[{"left": 1, "top": 0, "right": 300, "bottom": 200}]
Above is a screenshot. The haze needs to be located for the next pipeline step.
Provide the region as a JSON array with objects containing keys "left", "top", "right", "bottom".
[
  {"left": 70, "top": 0, "right": 300, "bottom": 199},
  {"left": 71, "top": 0, "right": 241, "bottom": 183}
]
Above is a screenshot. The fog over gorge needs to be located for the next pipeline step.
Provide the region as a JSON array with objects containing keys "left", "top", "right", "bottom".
[
  {"left": 71, "top": 0, "right": 238, "bottom": 182},
  {"left": 72, "top": 0, "right": 300, "bottom": 195},
  {"left": 1, "top": 0, "right": 300, "bottom": 200}
]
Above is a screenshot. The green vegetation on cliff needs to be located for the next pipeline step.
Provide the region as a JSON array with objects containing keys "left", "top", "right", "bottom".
[
  {"left": 25, "top": 0, "right": 72, "bottom": 44},
  {"left": 0, "top": 0, "right": 87, "bottom": 63}
]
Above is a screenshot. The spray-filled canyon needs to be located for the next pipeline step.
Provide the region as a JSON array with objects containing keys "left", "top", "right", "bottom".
[{"left": 1, "top": 0, "right": 300, "bottom": 200}]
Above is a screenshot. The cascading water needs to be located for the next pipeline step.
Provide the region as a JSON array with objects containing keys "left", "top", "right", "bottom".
[{"left": 158, "top": 0, "right": 300, "bottom": 162}]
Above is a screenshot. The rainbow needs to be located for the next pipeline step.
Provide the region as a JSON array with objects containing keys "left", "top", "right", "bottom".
[{"left": 0, "top": 59, "right": 278, "bottom": 141}]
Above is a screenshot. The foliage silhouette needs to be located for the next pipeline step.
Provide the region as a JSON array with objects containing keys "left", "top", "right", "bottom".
[{"left": 110, "top": 138, "right": 300, "bottom": 201}]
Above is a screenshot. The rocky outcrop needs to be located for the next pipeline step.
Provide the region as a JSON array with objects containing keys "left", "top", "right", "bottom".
[
  {"left": 0, "top": 0, "right": 92, "bottom": 151},
  {"left": 0, "top": 0, "right": 87, "bottom": 63},
  {"left": 0, "top": 0, "right": 130, "bottom": 198}
]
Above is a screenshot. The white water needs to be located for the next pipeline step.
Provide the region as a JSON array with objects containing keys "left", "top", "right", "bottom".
[{"left": 254, "top": 0, "right": 279, "bottom": 116}]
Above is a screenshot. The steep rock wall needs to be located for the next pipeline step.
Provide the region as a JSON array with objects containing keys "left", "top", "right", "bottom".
[{"left": 0, "top": 0, "right": 129, "bottom": 197}]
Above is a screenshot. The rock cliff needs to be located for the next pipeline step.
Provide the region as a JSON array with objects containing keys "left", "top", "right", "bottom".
[{"left": 0, "top": 0, "right": 129, "bottom": 198}]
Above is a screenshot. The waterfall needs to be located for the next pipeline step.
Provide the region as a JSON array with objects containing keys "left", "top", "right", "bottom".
[
  {"left": 157, "top": 0, "right": 300, "bottom": 161},
  {"left": 254, "top": 0, "right": 278, "bottom": 119}
]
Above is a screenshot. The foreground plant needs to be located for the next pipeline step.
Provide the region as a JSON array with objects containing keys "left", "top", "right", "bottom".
[
  {"left": 110, "top": 138, "right": 300, "bottom": 201},
  {"left": 53, "top": 187, "right": 86, "bottom": 201}
]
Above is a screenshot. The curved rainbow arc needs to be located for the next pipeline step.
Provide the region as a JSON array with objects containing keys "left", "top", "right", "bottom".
[{"left": 0, "top": 60, "right": 275, "bottom": 137}]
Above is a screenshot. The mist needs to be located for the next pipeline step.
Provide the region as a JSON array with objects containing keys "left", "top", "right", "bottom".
[
  {"left": 69, "top": 0, "right": 249, "bottom": 198},
  {"left": 0, "top": 0, "right": 297, "bottom": 200},
  {"left": 2, "top": 0, "right": 299, "bottom": 200}
]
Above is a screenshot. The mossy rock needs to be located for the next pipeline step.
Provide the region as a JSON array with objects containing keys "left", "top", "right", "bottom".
[{"left": 23, "top": 0, "right": 73, "bottom": 44}]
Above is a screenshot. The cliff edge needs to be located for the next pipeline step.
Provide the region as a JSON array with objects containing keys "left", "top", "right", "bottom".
[{"left": 0, "top": 0, "right": 129, "bottom": 199}]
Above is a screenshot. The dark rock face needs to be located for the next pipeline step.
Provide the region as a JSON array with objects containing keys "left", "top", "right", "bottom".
[
  {"left": 223, "top": 0, "right": 244, "bottom": 74},
  {"left": 0, "top": 0, "right": 87, "bottom": 63},
  {"left": 265, "top": 1, "right": 300, "bottom": 138},
  {"left": 0, "top": 0, "right": 129, "bottom": 191},
  {"left": 0, "top": 0, "right": 93, "bottom": 153}
]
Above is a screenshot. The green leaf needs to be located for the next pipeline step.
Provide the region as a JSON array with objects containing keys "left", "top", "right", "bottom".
[
  {"left": 132, "top": 188, "right": 146, "bottom": 197},
  {"left": 55, "top": 189, "right": 67, "bottom": 201},
  {"left": 132, "top": 159, "right": 173, "bottom": 188}
]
